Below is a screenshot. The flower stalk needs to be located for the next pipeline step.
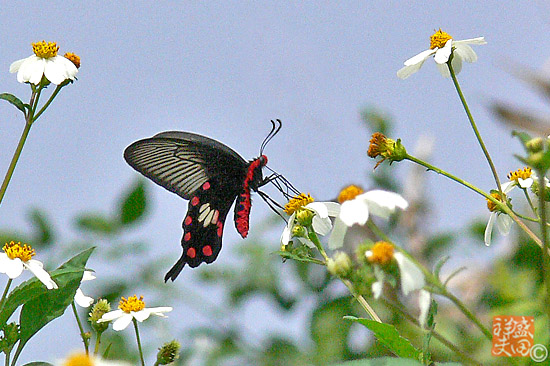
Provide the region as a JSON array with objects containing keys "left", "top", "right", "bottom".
[
  {"left": 447, "top": 59, "right": 503, "bottom": 197},
  {"left": 536, "top": 170, "right": 550, "bottom": 329},
  {"left": 133, "top": 319, "right": 146, "bottom": 366}
]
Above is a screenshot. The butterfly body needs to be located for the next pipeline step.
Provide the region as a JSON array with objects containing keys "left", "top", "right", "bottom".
[{"left": 124, "top": 131, "right": 268, "bottom": 281}]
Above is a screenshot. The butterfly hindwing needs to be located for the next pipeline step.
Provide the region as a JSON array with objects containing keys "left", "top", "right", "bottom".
[{"left": 164, "top": 177, "right": 239, "bottom": 281}]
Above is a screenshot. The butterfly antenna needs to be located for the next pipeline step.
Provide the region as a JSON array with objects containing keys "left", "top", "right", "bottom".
[
  {"left": 260, "top": 119, "right": 282, "bottom": 155},
  {"left": 264, "top": 166, "right": 301, "bottom": 198}
]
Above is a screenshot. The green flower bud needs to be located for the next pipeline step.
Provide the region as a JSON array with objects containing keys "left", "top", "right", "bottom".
[
  {"left": 156, "top": 339, "right": 181, "bottom": 365},
  {"left": 326, "top": 252, "right": 352, "bottom": 278},
  {"left": 526, "top": 137, "right": 544, "bottom": 153},
  {"left": 291, "top": 224, "right": 307, "bottom": 238},
  {"left": 89, "top": 299, "right": 111, "bottom": 333},
  {"left": 296, "top": 208, "right": 314, "bottom": 226}
]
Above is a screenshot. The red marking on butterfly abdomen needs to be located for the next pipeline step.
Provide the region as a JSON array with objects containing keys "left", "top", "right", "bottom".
[{"left": 234, "top": 155, "right": 267, "bottom": 238}]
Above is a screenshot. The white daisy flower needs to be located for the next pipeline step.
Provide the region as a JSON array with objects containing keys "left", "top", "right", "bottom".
[
  {"left": 397, "top": 29, "right": 486, "bottom": 79},
  {"left": 328, "top": 186, "right": 408, "bottom": 249},
  {"left": 98, "top": 295, "right": 172, "bottom": 331},
  {"left": 57, "top": 351, "right": 130, "bottom": 366},
  {"left": 366, "top": 242, "right": 430, "bottom": 327},
  {"left": 484, "top": 182, "right": 515, "bottom": 246},
  {"left": 0, "top": 241, "right": 57, "bottom": 289},
  {"left": 281, "top": 193, "right": 339, "bottom": 248},
  {"left": 74, "top": 270, "right": 96, "bottom": 307},
  {"left": 507, "top": 167, "right": 535, "bottom": 189},
  {"left": 10, "top": 41, "right": 78, "bottom": 85}
]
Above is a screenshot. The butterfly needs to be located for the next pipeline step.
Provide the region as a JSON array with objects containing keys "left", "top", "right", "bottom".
[{"left": 124, "top": 120, "right": 293, "bottom": 281}]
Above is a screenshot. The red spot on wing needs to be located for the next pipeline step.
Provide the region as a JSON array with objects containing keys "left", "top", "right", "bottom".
[
  {"left": 184, "top": 232, "right": 191, "bottom": 241},
  {"left": 191, "top": 196, "right": 199, "bottom": 206},
  {"left": 186, "top": 247, "right": 196, "bottom": 258},
  {"left": 235, "top": 190, "right": 251, "bottom": 238},
  {"left": 217, "top": 221, "right": 224, "bottom": 237},
  {"left": 202, "top": 245, "right": 213, "bottom": 256},
  {"left": 202, "top": 182, "right": 211, "bottom": 190},
  {"left": 184, "top": 216, "right": 192, "bottom": 226}
]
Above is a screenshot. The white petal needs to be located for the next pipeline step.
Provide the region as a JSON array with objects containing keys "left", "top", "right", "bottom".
[
  {"left": 280, "top": 213, "right": 295, "bottom": 245},
  {"left": 323, "top": 202, "right": 341, "bottom": 217},
  {"left": 518, "top": 177, "right": 533, "bottom": 189},
  {"left": 496, "top": 214, "right": 512, "bottom": 236},
  {"left": 450, "top": 54, "right": 463, "bottom": 74},
  {"left": 112, "top": 313, "right": 134, "bottom": 331},
  {"left": 403, "top": 48, "right": 436, "bottom": 66},
  {"left": 82, "top": 270, "right": 96, "bottom": 281},
  {"left": 9, "top": 58, "right": 27, "bottom": 73},
  {"left": 434, "top": 40, "right": 453, "bottom": 64},
  {"left": 397, "top": 64, "right": 424, "bottom": 79},
  {"left": 44, "top": 57, "right": 76, "bottom": 85},
  {"left": 436, "top": 63, "right": 451, "bottom": 78},
  {"left": 361, "top": 190, "right": 408, "bottom": 219},
  {"left": 306, "top": 202, "right": 328, "bottom": 218},
  {"left": 454, "top": 44, "right": 477, "bottom": 63},
  {"left": 502, "top": 181, "right": 516, "bottom": 194},
  {"left": 372, "top": 281, "right": 383, "bottom": 299},
  {"left": 74, "top": 288, "right": 94, "bottom": 307},
  {"left": 454, "top": 37, "right": 486, "bottom": 45},
  {"left": 484, "top": 212, "right": 497, "bottom": 246},
  {"left": 296, "top": 237, "right": 315, "bottom": 248},
  {"left": 0, "top": 256, "right": 24, "bottom": 279},
  {"left": 312, "top": 215, "right": 332, "bottom": 236},
  {"left": 18, "top": 57, "right": 45, "bottom": 85},
  {"left": 99, "top": 309, "right": 124, "bottom": 323},
  {"left": 25, "top": 260, "right": 58, "bottom": 289},
  {"left": 148, "top": 306, "right": 173, "bottom": 316},
  {"left": 339, "top": 199, "right": 370, "bottom": 226},
  {"left": 394, "top": 252, "right": 425, "bottom": 296},
  {"left": 132, "top": 309, "right": 151, "bottom": 322},
  {"left": 328, "top": 217, "right": 348, "bottom": 250},
  {"left": 418, "top": 290, "right": 431, "bottom": 328}
]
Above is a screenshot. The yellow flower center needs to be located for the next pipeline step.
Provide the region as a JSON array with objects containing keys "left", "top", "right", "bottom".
[
  {"left": 64, "top": 352, "right": 94, "bottom": 366},
  {"left": 429, "top": 29, "right": 452, "bottom": 50},
  {"left": 338, "top": 185, "right": 364, "bottom": 203},
  {"left": 32, "top": 41, "right": 59, "bottom": 58},
  {"left": 366, "top": 241, "right": 395, "bottom": 265},
  {"left": 507, "top": 167, "right": 532, "bottom": 182},
  {"left": 3, "top": 241, "right": 35, "bottom": 262},
  {"left": 284, "top": 193, "right": 314, "bottom": 215},
  {"left": 119, "top": 295, "right": 146, "bottom": 313},
  {"left": 64, "top": 52, "right": 81, "bottom": 68},
  {"left": 487, "top": 192, "right": 504, "bottom": 212}
]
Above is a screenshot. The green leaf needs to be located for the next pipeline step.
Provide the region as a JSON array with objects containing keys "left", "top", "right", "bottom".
[
  {"left": 344, "top": 317, "right": 421, "bottom": 360},
  {"left": 11, "top": 248, "right": 94, "bottom": 360},
  {"left": 22, "top": 363, "right": 55, "bottom": 366},
  {"left": 332, "top": 357, "right": 421, "bottom": 365},
  {"left": 276, "top": 250, "right": 324, "bottom": 265},
  {"left": 119, "top": 179, "right": 147, "bottom": 225},
  {"left": 27, "top": 209, "right": 54, "bottom": 248},
  {"left": 311, "top": 297, "right": 354, "bottom": 363},
  {"left": 0, "top": 93, "right": 27, "bottom": 114},
  {"left": 76, "top": 213, "right": 117, "bottom": 234}
]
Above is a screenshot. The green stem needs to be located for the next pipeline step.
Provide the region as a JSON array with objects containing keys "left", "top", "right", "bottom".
[
  {"left": 368, "top": 221, "right": 493, "bottom": 341},
  {"left": 308, "top": 230, "right": 382, "bottom": 322},
  {"left": 94, "top": 331, "right": 103, "bottom": 355},
  {"left": 0, "top": 121, "right": 33, "bottom": 205},
  {"left": 133, "top": 319, "right": 145, "bottom": 366},
  {"left": 537, "top": 171, "right": 550, "bottom": 329},
  {"left": 382, "top": 299, "right": 483, "bottom": 366},
  {"left": 405, "top": 153, "right": 543, "bottom": 248},
  {"left": 33, "top": 85, "right": 63, "bottom": 122},
  {"left": 0, "top": 278, "right": 13, "bottom": 309},
  {"left": 447, "top": 61, "right": 503, "bottom": 196},
  {"left": 523, "top": 188, "right": 539, "bottom": 219},
  {"left": 71, "top": 301, "right": 89, "bottom": 355}
]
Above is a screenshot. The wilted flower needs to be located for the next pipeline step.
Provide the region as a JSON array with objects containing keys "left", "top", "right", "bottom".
[{"left": 484, "top": 182, "right": 514, "bottom": 246}]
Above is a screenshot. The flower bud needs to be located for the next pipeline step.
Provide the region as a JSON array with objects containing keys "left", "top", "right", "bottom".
[
  {"left": 291, "top": 224, "right": 307, "bottom": 238},
  {"left": 156, "top": 340, "right": 181, "bottom": 365},
  {"left": 326, "top": 252, "right": 352, "bottom": 278},
  {"left": 296, "top": 208, "right": 314, "bottom": 226},
  {"left": 89, "top": 299, "right": 111, "bottom": 333}
]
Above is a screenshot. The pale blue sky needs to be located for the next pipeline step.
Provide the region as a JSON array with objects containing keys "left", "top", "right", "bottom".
[{"left": 1, "top": 1, "right": 549, "bottom": 362}]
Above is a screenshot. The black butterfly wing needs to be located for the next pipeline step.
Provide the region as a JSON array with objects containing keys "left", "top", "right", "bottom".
[{"left": 124, "top": 131, "right": 249, "bottom": 280}]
